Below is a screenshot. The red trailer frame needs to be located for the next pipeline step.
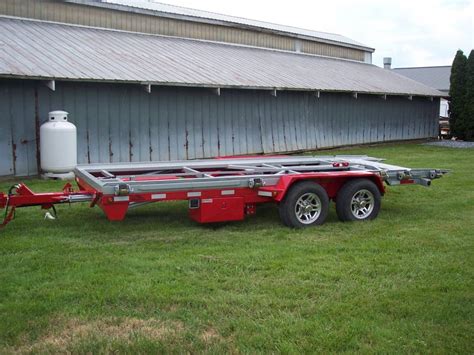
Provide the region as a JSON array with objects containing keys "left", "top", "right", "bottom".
[{"left": 0, "top": 155, "right": 446, "bottom": 228}]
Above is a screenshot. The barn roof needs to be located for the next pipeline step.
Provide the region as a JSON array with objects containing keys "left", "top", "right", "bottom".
[
  {"left": 82, "top": 0, "right": 374, "bottom": 52},
  {"left": 0, "top": 16, "right": 443, "bottom": 97},
  {"left": 393, "top": 66, "right": 451, "bottom": 94}
]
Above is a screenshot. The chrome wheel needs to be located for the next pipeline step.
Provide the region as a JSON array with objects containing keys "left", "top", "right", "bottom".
[
  {"left": 294, "top": 192, "right": 321, "bottom": 224},
  {"left": 350, "top": 189, "right": 375, "bottom": 219}
]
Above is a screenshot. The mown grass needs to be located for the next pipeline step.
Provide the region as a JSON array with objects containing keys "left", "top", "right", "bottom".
[{"left": 0, "top": 143, "right": 473, "bottom": 353}]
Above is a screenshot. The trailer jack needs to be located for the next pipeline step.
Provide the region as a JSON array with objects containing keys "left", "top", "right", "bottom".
[{"left": 44, "top": 205, "right": 58, "bottom": 220}]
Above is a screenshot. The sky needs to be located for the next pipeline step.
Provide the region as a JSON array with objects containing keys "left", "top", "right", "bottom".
[{"left": 140, "top": 0, "right": 474, "bottom": 67}]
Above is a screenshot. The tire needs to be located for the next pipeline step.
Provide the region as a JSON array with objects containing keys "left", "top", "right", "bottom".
[
  {"left": 336, "top": 178, "right": 381, "bottom": 222},
  {"left": 279, "top": 181, "right": 329, "bottom": 228}
]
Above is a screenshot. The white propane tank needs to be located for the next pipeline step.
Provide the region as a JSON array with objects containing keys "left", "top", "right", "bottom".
[{"left": 40, "top": 111, "right": 77, "bottom": 176}]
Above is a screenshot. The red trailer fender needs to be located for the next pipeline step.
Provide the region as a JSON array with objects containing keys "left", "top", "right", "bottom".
[{"left": 258, "top": 171, "right": 385, "bottom": 202}]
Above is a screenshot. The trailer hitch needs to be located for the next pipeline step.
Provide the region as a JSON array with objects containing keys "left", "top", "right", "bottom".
[{"left": 0, "top": 183, "right": 94, "bottom": 228}]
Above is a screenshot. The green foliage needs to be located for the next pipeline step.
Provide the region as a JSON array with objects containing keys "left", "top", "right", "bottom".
[
  {"left": 0, "top": 144, "right": 473, "bottom": 353},
  {"left": 464, "top": 50, "right": 474, "bottom": 140},
  {"left": 449, "top": 49, "right": 474, "bottom": 140},
  {"left": 449, "top": 50, "right": 467, "bottom": 138}
]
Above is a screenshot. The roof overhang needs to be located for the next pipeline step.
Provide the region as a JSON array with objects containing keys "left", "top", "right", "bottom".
[{"left": 0, "top": 74, "right": 445, "bottom": 99}]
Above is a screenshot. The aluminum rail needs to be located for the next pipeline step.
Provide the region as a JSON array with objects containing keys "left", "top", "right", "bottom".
[{"left": 74, "top": 155, "right": 447, "bottom": 195}]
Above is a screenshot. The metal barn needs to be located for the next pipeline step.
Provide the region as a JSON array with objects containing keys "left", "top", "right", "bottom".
[{"left": 0, "top": 1, "right": 443, "bottom": 177}]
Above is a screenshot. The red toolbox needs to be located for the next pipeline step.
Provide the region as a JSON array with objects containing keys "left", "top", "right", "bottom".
[{"left": 189, "top": 197, "right": 245, "bottom": 223}]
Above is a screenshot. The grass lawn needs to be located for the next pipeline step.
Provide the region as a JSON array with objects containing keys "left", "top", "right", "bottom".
[{"left": 0, "top": 143, "right": 473, "bottom": 353}]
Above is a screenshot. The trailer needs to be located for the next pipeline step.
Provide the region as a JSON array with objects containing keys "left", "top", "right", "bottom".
[{"left": 0, "top": 155, "right": 447, "bottom": 228}]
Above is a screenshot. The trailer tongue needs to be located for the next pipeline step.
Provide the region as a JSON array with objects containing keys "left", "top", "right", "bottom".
[{"left": 0, "top": 155, "right": 447, "bottom": 228}]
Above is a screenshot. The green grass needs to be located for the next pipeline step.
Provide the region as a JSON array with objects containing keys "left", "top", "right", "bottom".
[{"left": 0, "top": 143, "right": 473, "bottom": 353}]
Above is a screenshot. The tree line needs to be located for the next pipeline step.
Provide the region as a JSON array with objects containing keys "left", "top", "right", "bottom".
[{"left": 450, "top": 50, "right": 474, "bottom": 140}]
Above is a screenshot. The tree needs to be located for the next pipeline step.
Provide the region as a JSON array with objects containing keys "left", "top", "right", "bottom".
[
  {"left": 464, "top": 50, "right": 474, "bottom": 140},
  {"left": 449, "top": 50, "right": 467, "bottom": 138}
]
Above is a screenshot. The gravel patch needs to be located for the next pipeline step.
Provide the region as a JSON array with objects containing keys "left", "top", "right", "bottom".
[{"left": 423, "top": 140, "right": 474, "bottom": 149}]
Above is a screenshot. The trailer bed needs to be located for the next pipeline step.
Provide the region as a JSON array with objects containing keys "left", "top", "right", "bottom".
[{"left": 74, "top": 155, "right": 442, "bottom": 194}]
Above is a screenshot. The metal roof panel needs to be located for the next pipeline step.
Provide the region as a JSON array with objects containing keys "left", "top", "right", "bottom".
[
  {"left": 393, "top": 66, "right": 451, "bottom": 92},
  {"left": 0, "top": 17, "right": 443, "bottom": 97}
]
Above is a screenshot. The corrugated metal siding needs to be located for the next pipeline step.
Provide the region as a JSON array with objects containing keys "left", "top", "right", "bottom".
[
  {"left": 0, "top": 0, "right": 367, "bottom": 61},
  {"left": 0, "top": 79, "right": 439, "bottom": 177},
  {"left": 100, "top": 0, "right": 373, "bottom": 50},
  {"left": 302, "top": 40, "right": 365, "bottom": 62},
  {"left": 0, "top": 81, "right": 38, "bottom": 177}
]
